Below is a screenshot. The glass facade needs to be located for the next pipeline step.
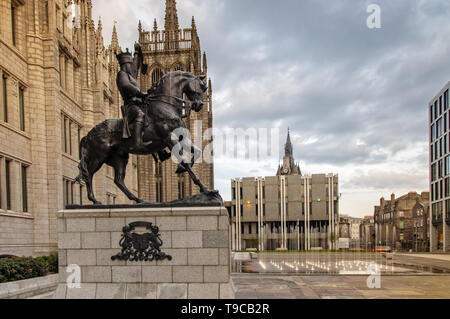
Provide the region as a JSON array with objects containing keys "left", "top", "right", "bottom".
[{"left": 430, "top": 88, "right": 450, "bottom": 225}]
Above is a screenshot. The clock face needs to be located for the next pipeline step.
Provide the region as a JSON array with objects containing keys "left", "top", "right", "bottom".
[{"left": 283, "top": 168, "right": 289, "bottom": 174}]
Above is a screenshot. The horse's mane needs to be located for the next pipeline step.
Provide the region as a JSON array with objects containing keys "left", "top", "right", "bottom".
[{"left": 148, "top": 71, "right": 195, "bottom": 95}]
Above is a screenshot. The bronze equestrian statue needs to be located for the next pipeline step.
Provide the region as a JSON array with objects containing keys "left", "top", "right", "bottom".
[{"left": 75, "top": 44, "right": 219, "bottom": 205}]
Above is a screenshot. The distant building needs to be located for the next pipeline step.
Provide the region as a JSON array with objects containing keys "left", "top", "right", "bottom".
[
  {"left": 374, "top": 192, "right": 429, "bottom": 251},
  {"left": 429, "top": 82, "right": 450, "bottom": 252},
  {"left": 338, "top": 216, "right": 350, "bottom": 239},
  {"left": 360, "top": 216, "right": 375, "bottom": 249},
  {"left": 230, "top": 131, "right": 339, "bottom": 251},
  {"left": 339, "top": 215, "right": 361, "bottom": 240}
]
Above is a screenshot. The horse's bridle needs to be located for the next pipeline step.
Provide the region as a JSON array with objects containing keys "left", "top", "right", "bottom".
[
  {"left": 146, "top": 94, "right": 187, "bottom": 109},
  {"left": 146, "top": 76, "right": 206, "bottom": 110}
]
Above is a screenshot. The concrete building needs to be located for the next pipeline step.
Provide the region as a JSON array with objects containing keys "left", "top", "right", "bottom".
[
  {"left": 230, "top": 131, "right": 339, "bottom": 251},
  {"left": 374, "top": 192, "right": 429, "bottom": 251},
  {"left": 136, "top": 0, "right": 214, "bottom": 202},
  {"left": 0, "top": 0, "right": 138, "bottom": 257},
  {"left": 429, "top": 81, "right": 450, "bottom": 252}
]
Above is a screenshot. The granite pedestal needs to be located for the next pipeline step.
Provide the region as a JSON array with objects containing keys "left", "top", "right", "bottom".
[{"left": 54, "top": 206, "right": 234, "bottom": 299}]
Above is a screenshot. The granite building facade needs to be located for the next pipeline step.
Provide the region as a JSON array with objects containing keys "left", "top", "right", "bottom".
[
  {"left": 374, "top": 192, "right": 429, "bottom": 251},
  {"left": 0, "top": 0, "right": 138, "bottom": 257}
]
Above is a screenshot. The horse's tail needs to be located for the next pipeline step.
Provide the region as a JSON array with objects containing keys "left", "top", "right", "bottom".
[{"left": 75, "top": 136, "right": 90, "bottom": 184}]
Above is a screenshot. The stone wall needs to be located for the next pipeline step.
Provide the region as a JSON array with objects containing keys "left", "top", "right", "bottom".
[{"left": 55, "top": 206, "right": 234, "bottom": 299}]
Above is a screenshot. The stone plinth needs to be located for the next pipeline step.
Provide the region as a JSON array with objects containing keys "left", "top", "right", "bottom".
[{"left": 54, "top": 206, "right": 234, "bottom": 299}]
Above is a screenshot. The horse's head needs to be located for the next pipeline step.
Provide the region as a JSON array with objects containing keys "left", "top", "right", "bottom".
[{"left": 182, "top": 73, "right": 208, "bottom": 112}]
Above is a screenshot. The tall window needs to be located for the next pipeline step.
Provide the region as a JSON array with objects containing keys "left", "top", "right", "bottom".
[
  {"left": 19, "top": 86, "right": 24, "bottom": 131},
  {"left": 21, "top": 165, "right": 27, "bottom": 212},
  {"left": 63, "top": 178, "right": 74, "bottom": 206},
  {"left": 151, "top": 68, "right": 163, "bottom": 86},
  {"left": 63, "top": 116, "right": 67, "bottom": 153},
  {"left": 5, "top": 160, "right": 11, "bottom": 211},
  {"left": 68, "top": 121, "right": 72, "bottom": 155},
  {"left": 156, "top": 181, "right": 163, "bottom": 202},
  {"left": 2, "top": 74, "right": 7, "bottom": 123},
  {"left": 59, "top": 54, "right": 66, "bottom": 88},
  {"left": 11, "top": 3, "right": 16, "bottom": 46},
  {"left": 79, "top": 185, "right": 84, "bottom": 206},
  {"left": 178, "top": 179, "right": 185, "bottom": 200},
  {"left": 445, "top": 90, "right": 449, "bottom": 111}
]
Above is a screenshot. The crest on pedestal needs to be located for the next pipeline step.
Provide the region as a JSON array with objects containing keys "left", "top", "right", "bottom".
[{"left": 111, "top": 221, "right": 172, "bottom": 262}]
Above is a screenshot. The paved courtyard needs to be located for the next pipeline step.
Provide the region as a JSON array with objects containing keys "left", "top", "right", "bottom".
[
  {"left": 231, "top": 253, "right": 450, "bottom": 299},
  {"left": 232, "top": 274, "right": 450, "bottom": 299}
]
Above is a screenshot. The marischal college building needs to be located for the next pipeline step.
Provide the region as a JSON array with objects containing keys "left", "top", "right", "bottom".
[
  {"left": 230, "top": 131, "right": 339, "bottom": 251},
  {"left": 0, "top": 0, "right": 213, "bottom": 257}
]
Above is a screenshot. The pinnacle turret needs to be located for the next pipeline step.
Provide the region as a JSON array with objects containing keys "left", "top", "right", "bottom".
[{"left": 165, "top": 0, "right": 179, "bottom": 32}]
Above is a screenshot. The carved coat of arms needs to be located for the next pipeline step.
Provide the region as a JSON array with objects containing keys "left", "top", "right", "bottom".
[{"left": 111, "top": 221, "right": 172, "bottom": 262}]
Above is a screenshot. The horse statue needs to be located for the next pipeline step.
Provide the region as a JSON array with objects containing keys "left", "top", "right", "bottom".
[{"left": 75, "top": 71, "right": 219, "bottom": 205}]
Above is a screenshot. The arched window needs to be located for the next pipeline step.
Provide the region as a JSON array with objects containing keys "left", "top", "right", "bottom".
[
  {"left": 151, "top": 68, "right": 164, "bottom": 86},
  {"left": 172, "top": 63, "right": 183, "bottom": 72}
]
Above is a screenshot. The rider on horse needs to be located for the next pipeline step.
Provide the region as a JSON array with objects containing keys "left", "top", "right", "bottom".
[{"left": 116, "top": 43, "right": 150, "bottom": 151}]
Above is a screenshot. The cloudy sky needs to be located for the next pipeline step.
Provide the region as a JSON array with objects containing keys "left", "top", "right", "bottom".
[{"left": 93, "top": 0, "right": 450, "bottom": 217}]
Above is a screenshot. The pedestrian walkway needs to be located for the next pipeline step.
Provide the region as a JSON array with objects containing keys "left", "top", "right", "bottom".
[{"left": 396, "top": 253, "right": 450, "bottom": 262}]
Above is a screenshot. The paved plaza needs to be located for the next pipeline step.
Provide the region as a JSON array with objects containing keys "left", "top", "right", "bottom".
[
  {"left": 231, "top": 252, "right": 450, "bottom": 299},
  {"left": 232, "top": 274, "right": 450, "bottom": 299}
]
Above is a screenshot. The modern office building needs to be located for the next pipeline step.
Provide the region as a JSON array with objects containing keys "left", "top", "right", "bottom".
[
  {"left": 374, "top": 192, "right": 429, "bottom": 251},
  {"left": 136, "top": 0, "right": 214, "bottom": 203},
  {"left": 230, "top": 131, "right": 339, "bottom": 251},
  {"left": 0, "top": 0, "right": 138, "bottom": 257},
  {"left": 429, "top": 81, "right": 450, "bottom": 252}
]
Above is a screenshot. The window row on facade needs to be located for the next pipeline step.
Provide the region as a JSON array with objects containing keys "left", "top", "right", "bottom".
[
  {"left": 430, "top": 200, "right": 450, "bottom": 223},
  {"left": 61, "top": 113, "right": 82, "bottom": 159},
  {"left": 1, "top": 70, "right": 26, "bottom": 132},
  {"left": 430, "top": 89, "right": 449, "bottom": 125},
  {"left": 0, "top": 156, "right": 28, "bottom": 214},
  {"left": 231, "top": 186, "right": 338, "bottom": 200},
  {"left": 231, "top": 201, "right": 338, "bottom": 218}
]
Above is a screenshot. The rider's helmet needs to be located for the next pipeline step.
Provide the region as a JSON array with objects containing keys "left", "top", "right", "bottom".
[{"left": 116, "top": 48, "right": 133, "bottom": 66}]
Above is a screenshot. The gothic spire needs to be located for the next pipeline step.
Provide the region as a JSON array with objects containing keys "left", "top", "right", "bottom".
[
  {"left": 165, "top": 0, "right": 179, "bottom": 32},
  {"left": 138, "top": 20, "right": 142, "bottom": 33},
  {"left": 97, "top": 16, "right": 103, "bottom": 33},
  {"left": 191, "top": 16, "right": 197, "bottom": 31},
  {"left": 202, "top": 52, "right": 207, "bottom": 74},
  {"left": 285, "top": 128, "right": 293, "bottom": 157},
  {"left": 111, "top": 21, "right": 119, "bottom": 52}
]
